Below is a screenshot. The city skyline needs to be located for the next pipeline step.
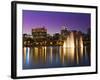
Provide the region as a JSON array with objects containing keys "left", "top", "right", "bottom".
[{"left": 23, "top": 10, "right": 91, "bottom": 35}]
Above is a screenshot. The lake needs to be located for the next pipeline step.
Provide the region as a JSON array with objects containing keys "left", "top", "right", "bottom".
[{"left": 23, "top": 46, "right": 90, "bottom": 69}]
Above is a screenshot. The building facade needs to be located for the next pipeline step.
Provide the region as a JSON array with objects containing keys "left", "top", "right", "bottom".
[
  {"left": 61, "top": 26, "right": 69, "bottom": 40},
  {"left": 32, "top": 27, "right": 47, "bottom": 41}
]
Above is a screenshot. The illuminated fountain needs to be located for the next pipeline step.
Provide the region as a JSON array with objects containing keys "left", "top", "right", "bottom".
[
  {"left": 63, "top": 32, "right": 83, "bottom": 48},
  {"left": 63, "top": 31, "right": 83, "bottom": 63}
]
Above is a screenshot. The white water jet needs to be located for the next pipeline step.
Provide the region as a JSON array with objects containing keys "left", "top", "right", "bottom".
[
  {"left": 63, "top": 31, "right": 83, "bottom": 48},
  {"left": 63, "top": 31, "right": 83, "bottom": 62}
]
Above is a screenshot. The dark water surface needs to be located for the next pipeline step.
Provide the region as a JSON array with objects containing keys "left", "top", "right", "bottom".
[{"left": 23, "top": 46, "right": 90, "bottom": 69}]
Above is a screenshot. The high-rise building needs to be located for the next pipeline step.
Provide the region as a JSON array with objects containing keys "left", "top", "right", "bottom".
[
  {"left": 32, "top": 27, "right": 47, "bottom": 41},
  {"left": 61, "top": 26, "right": 69, "bottom": 40}
]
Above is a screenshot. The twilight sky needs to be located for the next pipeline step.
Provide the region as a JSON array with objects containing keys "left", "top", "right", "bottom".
[{"left": 23, "top": 10, "right": 91, "bottom": 35}]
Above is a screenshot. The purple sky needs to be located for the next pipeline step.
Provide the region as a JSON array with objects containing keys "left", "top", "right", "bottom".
[{"left": 23, "top": 10, "right": 91, "bottom": 35}]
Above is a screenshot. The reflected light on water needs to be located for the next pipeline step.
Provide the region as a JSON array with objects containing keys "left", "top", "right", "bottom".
[
  {"left": 23, "top": 47, "right": 26, "bottom": 64},
  {"left": 76, "top": 48, "right": 79, "bottom": 64},
  {"left": 23, "top": 47, "right": 30, "bottom": 64},
  {"left": 59, "top": 46, "right": 64, "bottom": 64},
  {"left": 44, "top": 46, "right": 47, "bottom": 62},
  {"left": 69, "top": 48, "right": 74, "bottom": 62},
  {"left": 34, "top": 47, "right": 38, "bottom": 63},
  {"left": 50, "top": 47, "right": 53, "bottom": 63}
]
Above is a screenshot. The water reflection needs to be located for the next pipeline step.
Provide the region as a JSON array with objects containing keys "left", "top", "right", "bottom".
[
  {"left": 23, "top": 47, "right": 30, "bottom": 64},
  {"left": 23, "top": 45, "right": 90, "bottom": 69}
]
